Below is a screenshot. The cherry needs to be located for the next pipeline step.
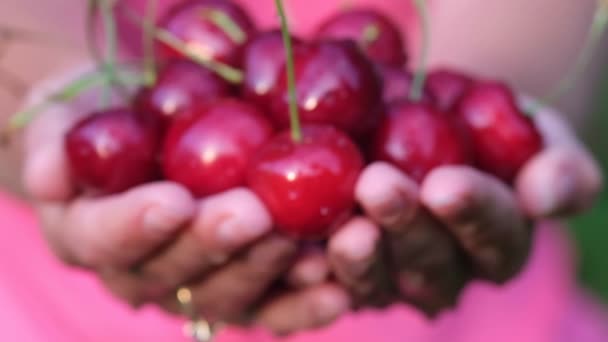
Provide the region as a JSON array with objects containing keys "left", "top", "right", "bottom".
[
  {"left": 372, "top": 101, "right": 473, "bottom": 183},
  {"left": 247, "top": 125, "right": 364, "bottom": 239},
  {"left": 163, "top": 99, "right": 274, "bottom": 197},
  {"left": 427, "top": 69, "right": 474, "bottom": 111},
  {"left": 456, "top": 82, "right": 543, "bottom": 183},
  {"left": 378, "top": 65, "right": 434, "bottom": 104},
  {"left": 241, "top": 30, "right": 302, "bottom": 110},
  {"left": 157, "top": 0, "right": 256, "bottom": 66},
  {"left": 316, "top": 8, "right": 407, "bottom": 67},
  {"left": 269, "top": 40, "right": 382, "bottom": 138},
  {"left": 134, "top": 59, "right": 232, "bottom": 126},
  {"left": 65, "top": 108, "right": 160, "bottom": 194}
]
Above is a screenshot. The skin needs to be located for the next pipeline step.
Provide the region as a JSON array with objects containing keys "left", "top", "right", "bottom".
[{"left": 1, "top": 0, "right": 605, "bottom": 336}]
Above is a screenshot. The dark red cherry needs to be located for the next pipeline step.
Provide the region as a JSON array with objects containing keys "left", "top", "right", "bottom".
[
  {"left": 65, "top": 108, "right": 160, "bottom": 194},
  {"left": 134, "top": 60, "right": 232, "bottom": 126},
  {"left": 269, "top": 40, "right": 382, "bottom": 137},
  {"left": 456, "top": 82, "right": 543, "bottom": 183},
  {"left": 427, "top": 69, "right": 474, "bottom": 111},
  {"left": 163, "top": 99, "right": 274, "bottom": 197},
  {"left": 317, "top": 9, "right": 406, "bottom": 67},
  {"left": 242, "top": 30, "right": 302, "bottom": 110},
  {"left": 247, "top": 125, "right": 364, "bottom": 239},
  {"left": 157, "top": 0, "right": 256, "bottom": 66},
  {"left": 372, "top": 101, "right": 473, "bottom": 183},
  {"left": 377, "top": 65, "right": 434, "bottom": 104}
]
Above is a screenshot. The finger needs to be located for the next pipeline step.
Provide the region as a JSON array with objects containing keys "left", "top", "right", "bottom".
[
  {"left": 139, "top": 188, "right": 272, "bottom": 289},
  {"left": 99, "top": 269, "right": 169, "bottom": 308},
  {"left": 355, "top": 162, "right": 419, "bottom": 232},
  {"left": 23, "top": 62, "right": 100, "bottom": 202},
  {"left": 517, "top": 146, "right": 603, "bottom": 218},
  {"left": 255, "top": 283, "right": 351, "bottom": 336},
  {"left": 43, "top": 182, "right": 195, "bottom": 269},
  {"left": 388, "top": 211, "right": 469, "bottom": 314},
  {"left": 159, "top": 235, "right": 297, "bottom": 322},
  {"left": 328, "top": 217, "right": 392, "bottom": 306},
  {"left": 422, "top": 166, "right": 531, "bottom": 283},
  {"left": 286, "top": 248, "right": 330, "bottom": 289}
]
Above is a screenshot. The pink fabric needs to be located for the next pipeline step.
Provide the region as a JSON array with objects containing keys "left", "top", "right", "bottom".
[{"left": 0, "top": 192, "right": 607, "bottom": 341}]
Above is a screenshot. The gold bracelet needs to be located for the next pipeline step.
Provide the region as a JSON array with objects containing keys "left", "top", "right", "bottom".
[{"left": 176, "top": 287, "right": 221, "bottom": 342}]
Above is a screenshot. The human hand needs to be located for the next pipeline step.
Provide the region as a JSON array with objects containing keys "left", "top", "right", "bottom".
[
  {"left": 21, "top": 63, "right": 351, "bottom": 335},
  {"left": 327, "top": 101, "right": 603, "bottom": 313}
]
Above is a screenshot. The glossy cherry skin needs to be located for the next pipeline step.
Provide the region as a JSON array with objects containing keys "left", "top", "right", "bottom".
[
  {"left": 242, "top": 30, "right": 302, "bottom": 110},
  {"left": 373, "top": 101, "right": 473, "bottom": 183},
  {"left": 247, "top": 125, "right": 364, "bottom": 240},
  {"left": 269, "top": 40, "right": 383, "bottom": 138},
  {"left": 378, "top": 65, "right": 434, "bottom": 104},
  {"left": 65, "top": 108, "right": 160, "bottom": 194},
  {"left": 456, "top": 82, "right": 543, "bottom": 183},
  {"left": 134, "top": 60, "right": 232, "bottom": 126},
  {"left": 316, "top": 8, "right": 406, "bottom": 67},
  {"left": 427, "top": 69, "right": 474, "bottom": 111},
  {"left": 157, "top": 0, "right": 256, "bottom": 66},
  {"left": 163, "top": 99, "right": 274, "bottom": 197}
]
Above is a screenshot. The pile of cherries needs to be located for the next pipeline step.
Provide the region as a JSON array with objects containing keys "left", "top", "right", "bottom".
[{"left": 66, "top": 0, "right": 542, "bottom": 239}]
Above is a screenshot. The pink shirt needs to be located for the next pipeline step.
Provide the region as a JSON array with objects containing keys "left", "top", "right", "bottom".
[{"left": 1, "top": 191, "right": 607, "bottom": 341}]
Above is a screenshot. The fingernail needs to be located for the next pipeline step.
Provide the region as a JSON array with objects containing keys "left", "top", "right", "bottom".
[
  {"left": 143, "top": 206, "right": 187, "bottom": 236},
  {"left": 378, "top": 196, "right": 408, "bottom": 227},
  {"left": 315, "top": 289, "right": 350, "bottom": 322}
]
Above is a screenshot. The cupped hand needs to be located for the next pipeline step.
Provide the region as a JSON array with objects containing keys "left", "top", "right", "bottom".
[
  {"left": 327, "top": 102, "right": 603, "bottom": 314},
  {"left": 21, "top": 64, "right": 350, "bottom": 335}
]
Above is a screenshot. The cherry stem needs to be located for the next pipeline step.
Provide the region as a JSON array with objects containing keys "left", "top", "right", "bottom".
[
  {"left": 2, "top": 67, "right": 143, "bottom": 139},
  {"left": 409, "top": 0, "right": 429, "bottom": 102},
  {"left": 202, "top": 9, "right": 246, "bottom": 44},
  {"left": 100, "top": 0, "right": 118, "bottom": 106},
  {"left": 539, "top": 1, "right": 608, "bottom": 108},
  {"left": 122, "top": 7, "right": 244, "bottom": 84},
  {"left": 143, "top": 0, "right": 159, "bottom": 86},
  {"left": 275, "top": 0, "right": 302, "bottom": 142}
]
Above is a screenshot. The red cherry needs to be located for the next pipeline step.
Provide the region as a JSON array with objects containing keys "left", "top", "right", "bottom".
[
  {"left": 242, "top": 30, "right": 302, "bottom": 110},
  {"left": 377, "top": 65, "right": 434, "bottom": 104},
  {"left": 317, "top": 9, "right": 407, "bottom": 67},
  {"left": 427, "top": 69, "right": 474, "bottom": 111},
  {"left": 456, "top": 82, "right": 543, "bottom": 183},
  {"left": 269, "top": 40, "right": 382, "bottom": 137},
  {"left": 134, "top": 60, "right": 232, "bottom": 126},
  {"left": 372, "top": 101, "right": 473, "bottom": 183},
  {"left": 163, "top": 99, "right": 274, "bottom": 197},
  {"left": 157, "top": 0, "right": 256, "bottom": 66},
  {"left": 247, "top": 125, "right": 364, "bottom": 239},
  {"left": 65, "top": 108, "right": 160, "bottom": 194}
]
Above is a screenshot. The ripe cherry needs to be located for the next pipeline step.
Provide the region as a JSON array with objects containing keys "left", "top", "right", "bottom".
[
  {"left": 373, "top": 101, "right": 473, "bottom": 183},
  {"left": 65, "top": 108, "right": 160, "bottom": 194},
  {"left": 247, "top": 125, "right": 364, "bottom": 239},
  {"left": 456, "top": 82, "right": 543, "bottom": 183},
  {"left": 241, "top": 30, "right": 302, "bottom": 110},
  {"left": 427, "top": 69, "right": 473, "bottom": 111},
  {"left": 157, "top": 0, "right": 256, "bottom": 66},
  {"left": 134, "top": 59, "right": 232, "bottom": 126},
  {"left": 163, "top": 99, "right": 274, "bottom": 197},
  {"left": 269, "top": 40, "right": 382, "bottom": 138},
  {"left": 378, "top": 65, "right": 434, "bottom": 104},
  {"left": 317, "top": 9, "right": 407, "bottom": 67}
]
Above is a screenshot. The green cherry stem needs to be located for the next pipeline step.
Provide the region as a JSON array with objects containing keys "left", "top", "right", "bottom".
[
  {"left": 100, "top": 0, "right": 118, "bottom": 106},
  {"left": 409, "top": 0, "right": 429, "bottom": 102},
  {"left": 202, "top": 9, "right": 247, "bottom": 44},
  {"left": 143, "top": 0, "right": 159, "bottom": 86},
  {"left": 360, "top": 24, "right": 380, "bottom": 48},
  {"left": 122, "top": 7, "right": 244, "bottom": 84},
  {"left": 540, "top": 0, "right": 608, "bottom": 107},
  {"left": 275, "top": 0, "right": 302, "bottom": 142}
]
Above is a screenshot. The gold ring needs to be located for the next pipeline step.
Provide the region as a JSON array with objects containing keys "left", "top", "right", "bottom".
[{"left": 176, "top": 287, "right": 217, "bottom": 342}]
